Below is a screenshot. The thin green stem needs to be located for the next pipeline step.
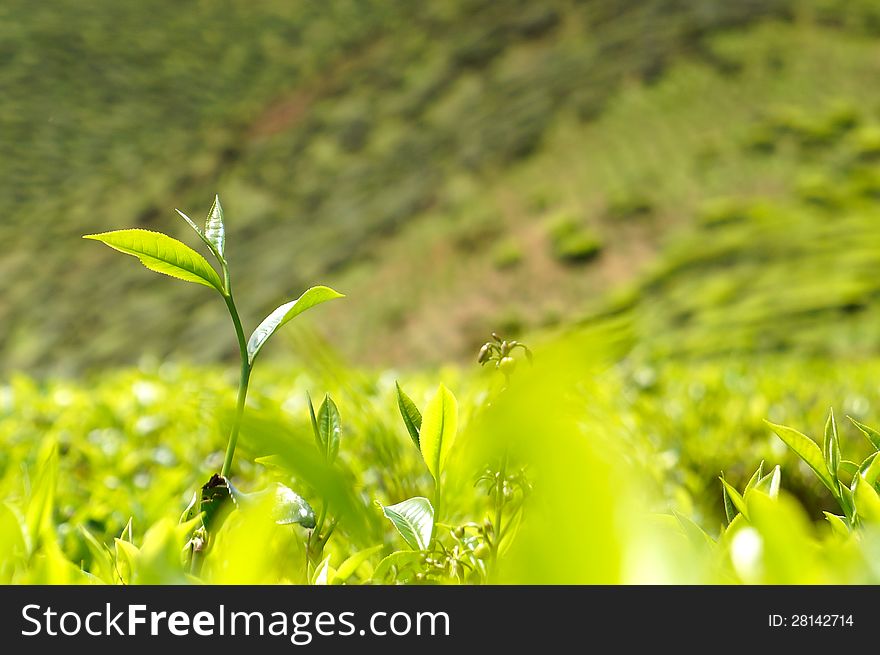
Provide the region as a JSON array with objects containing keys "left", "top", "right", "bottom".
[{"left": 220, "top": 291, "right": 251, "bottom": 478}]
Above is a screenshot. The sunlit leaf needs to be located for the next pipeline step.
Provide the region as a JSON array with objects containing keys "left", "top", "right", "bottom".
[
  {"left": 419, "top": 384, "right": 458, "bottom": 481},
  {"left": 396, "top": 382, "right": 422, "bottom": 449},
  {"left": 765, "top": 420, "right": 838, "bottom": 497},
  {"left": 247, "top": 286, "right": 344, "bottom": 364},
  {"left": 823, "top": 512, "right": 850, "bottom": 537},
  {"left": 204, "top": 194, "right": 225, "bottom": 258},
  {"left": 380, "top": 497, "right": 434, "bottom": 551},
  {"left": 823, "top": 408, "right": 840, "bottom": 482},
  {"left": 83, "top": 229, "right": 224, "bottom": 291},
  {"left": 744, "top": 461, "right": 764, "bottom": 494},
  {"left": 720, "top": 478, "right": 749, "bottom": 520},
  {"left": 848, "top": 416, "right": 880, "bottom": 452}
]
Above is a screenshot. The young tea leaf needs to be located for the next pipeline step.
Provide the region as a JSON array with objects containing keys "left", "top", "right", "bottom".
[
  {"left": 247, "top": 286, "right": 344, "bottom": 364},
  {"left": 204, "top": 194, "right": 225, "bottom": 258},
  {"left": 744, "top": 461, "right": 764, "bottom": 494},
  {"left": 307, "top": 392, "right": 320, "bottom": 450},
  {"left": 419, "top": 384, "right": 458, "bottom": 482},
  {"left": 822, "top": 512, "right": 850, "bottom": 538},
  {"left": 720, "top": 473, "right": 737, "bottom": 524},
  {"left": 823, "top": 408, "right": 841, "bottom": 482},
  {"left": 847, "top": 416, "right": 880, "bottom": 452},
  {"left": 175, "top": 208, "right": 220, "bottom": 261},
  {"left": 765, "top": 420, "right": 839, "bottom": 497},
  {"left": 853, "top": 475, "right": 880, "bottom": 524},
  {"left": 754, "top": 465, "right": 781, "bottom": 499},
  {"left": 395, "top": 382, "right": 422, "bottom": 449},
  {"left": 379, "top": 497, "right": 434, "bottom": 551},
  {"left": 316, "top": 394, "right": 341, "bottom": 464},
  {"left": 839, "top": 460, "right": 860, "bottom": 482},
  {"left": 83, "top": 229, "right": 224, "bottom": 292},
  {"left": 860, "top": 451, "right": 880, "bottom": 488},
  {"left": 720, "top": 478, "right": 749, "bottom": 520}
]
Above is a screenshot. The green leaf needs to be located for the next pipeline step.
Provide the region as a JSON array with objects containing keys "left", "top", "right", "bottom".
[
  {"left": 744, "top": 461, "right": 764, "bottom": 494},
  {"left": 860, "top": 451, "right": 880, "bottom": 488},
  {"left": 316, "top": 394, "right": 341, "bottom": 464},
  {"left": 765, "top": 420, "right": 839, "bottom": 497},
  {"left": 419, "top": 384, "right": 458, "bottom": 481},
  {"left": 672, "top": 510, "right": 715, "bottom": 549},
  {"left": 854, "top": 475, "right": 880, "bottom": 524},
  {"left": 823, "top": 408, "right": 841, "bottom": 482},
  {"left": 380, "top": 497, "right": 434, "bottom": 551},
  {"left": 228, "top": 480, "right": 316, "bottom": 529},
  {"left": 839, "top": 484, "right": 855, "bottom": 522},
  {"left": 179, "top": 491, "right": 200, "bottom": 524},
  {"left": 839, "top": 460, "right": 860, "bottom": 481},
  {"left": 720, "top": 473, "right": 737, "bottom": 524},
  {"left": 395, "top": 382, "right": 422, "bottom": 449},
  {"left": 332, "top": 545, "right": 384, "bottom": 585},
  {"left": 204, "top": 194, "right": 225, "bottom": 258},
  {"left": 822, "top": 512, "right": 850, "bottom": 537},
  {"left": 247, "top": 286, "right": 344, "bottom": 364},
  {"left": 268, "top": 483, "right": 316, "bottom": 529},
  {"left": 754, "top": 465, "right": 781, "bottom": 499},
  {"left": 371, "top": 551, "right": 423, "bottom": 584},
  {"left": 847, "top": 416, "right": 880, "bottom": 451},
  {"left": 311, "top": 555, "right": 333, "bottom": 585},
  {"left": 720, "top": 478, "right": 749, "bottom": 520},
  {"left": 83, "top": 229, "right": 224, "bottom": 292},
  {"left": 307, "top": 392, "right": 320, "bottom": 449},
  {"left": 175, "top": 208, "right": 220, "bottom": 260}
]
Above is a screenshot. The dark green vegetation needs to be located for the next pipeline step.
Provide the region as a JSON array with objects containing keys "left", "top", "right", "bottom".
[{"left": 5, "top": 0, "right": 868, "bottom": 373}]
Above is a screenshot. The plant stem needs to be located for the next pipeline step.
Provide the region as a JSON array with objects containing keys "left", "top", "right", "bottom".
[{"left": 220, "top": 291, "right": 251, "bottom": 478}]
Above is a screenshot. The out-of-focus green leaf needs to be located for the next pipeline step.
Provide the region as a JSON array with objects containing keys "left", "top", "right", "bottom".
[
  {"left": 380, "top": 497, "right": 434, "bottom": 551},
  {"left": 754, "top": 465, "right": 781, "bottom": 499},
  {"left": 419, "top": 385, "right": 458, "bottom": 481},
  {"left": 860, "top": 451, "right": 880, "bottom": 488},
  {"left": 83, "top": 229, "right": 223, "bottom": 291},
  {"left": 247, "top": 286, "right": 344, "bottom": 364},
  {"left": 853, "top": 475, "right": 880, "bottom": 524},
  {"left": 25, "top": 442, "right": 58, "bottom": 549},
  {"left": 371, "top": 551, "right": 423, "bottom": 584},
  {"left": 721, "top": 473, "right": 737, "bottom": 524},
  {"left": 822, "top": 512, "right": 850, "bottom": 537},
  {"left": 672, "top": 509, "right": 715, "bottom": 549},
  {"left": 332, "top": 545, "right": 383, "bottom": 585},
  {"left": 312, "top": 555, "right": 332, "bottom": 585},
  {"left": 848, "top": 416, "right": 880, "bottom": 452},
  {"left": 396, "top": 382, "right": 422, "bottom": 449},
  {"left": 765, "top": 420, "right": 838, "bottom": 497}
]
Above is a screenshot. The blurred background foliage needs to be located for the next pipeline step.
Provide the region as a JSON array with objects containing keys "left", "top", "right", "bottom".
[{"left": 7, "top": 0, "right": 880, "bottom": 582}]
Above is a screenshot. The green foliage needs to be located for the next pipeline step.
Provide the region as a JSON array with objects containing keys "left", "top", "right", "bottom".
[
  {"left": 84, "top": 229, "right": 224, "bottom": 291},
  {"left": 546, "top": 214, "right": 603, "bottom": 264}
]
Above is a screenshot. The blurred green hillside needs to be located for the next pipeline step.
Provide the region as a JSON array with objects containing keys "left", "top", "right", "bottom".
[{"left": 4, "top": 0, "right": 880, "bottom": 373}]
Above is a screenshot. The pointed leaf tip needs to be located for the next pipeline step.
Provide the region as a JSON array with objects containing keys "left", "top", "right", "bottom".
[{"left": 205, "top": 195, "right": 225, "bottom": 258}]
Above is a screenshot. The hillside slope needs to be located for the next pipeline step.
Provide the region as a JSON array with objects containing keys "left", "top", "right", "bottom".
[{"left": 4, "top": 0, "right": 879, "bottom": 372}]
